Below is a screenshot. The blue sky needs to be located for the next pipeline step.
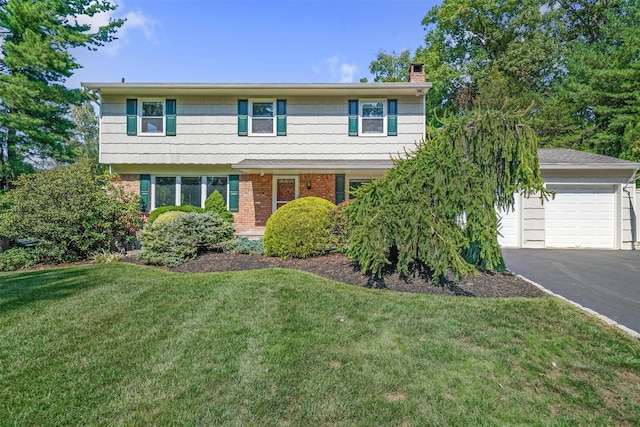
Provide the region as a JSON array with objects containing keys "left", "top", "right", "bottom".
[{"left": 68, "top": 0, "right": 439, "bottom": 88}]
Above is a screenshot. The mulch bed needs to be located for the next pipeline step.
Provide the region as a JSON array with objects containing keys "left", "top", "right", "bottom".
[{"left": 147, "top": 252, "right": 549, "bottom": 299}]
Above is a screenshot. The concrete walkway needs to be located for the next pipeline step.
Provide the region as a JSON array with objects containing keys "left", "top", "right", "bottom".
[{"left": 502, "top": 249, "right": 640, "bottom": 336}]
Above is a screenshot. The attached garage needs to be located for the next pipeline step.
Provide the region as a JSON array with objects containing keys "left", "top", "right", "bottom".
[{"left": 498, "top": 149, "right": 639, "bottom": 250}]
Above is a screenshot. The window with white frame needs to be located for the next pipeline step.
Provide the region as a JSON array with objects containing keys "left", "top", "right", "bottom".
[
  {"left": 154, "top": 176, "right": 176, "bottom": 207},
  {"left": 152, "top": 176, "right": 229, "bottom": 210},
  {"left": 206, "top": 177, "right": 228, "bottom": 204},
  {"left": 140, "top": 100, "right": 164, "bottom": 134},
  {"left": 250, "top": 100, "right": 275, "bottom": 135},
  {"left": 360, "top": 101, "right": 385, "bottom": 134},
  {"left": 181, "top": 177, "right": 202, "bottom": 207}
]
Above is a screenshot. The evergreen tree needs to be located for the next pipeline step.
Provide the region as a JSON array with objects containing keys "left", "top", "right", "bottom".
[
  {"left": 0, "top": 0, "right": 124, "bottom": 189},
  {"left": 347, "top": 107, "right": 547, "bottom": 282}
]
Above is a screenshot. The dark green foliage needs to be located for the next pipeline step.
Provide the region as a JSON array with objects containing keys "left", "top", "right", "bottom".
[
  {"left": 0, "top": 0, "right": 124, "bottom": 189},
  {"left": 147, "top": 205, "right": 205, "bottom": 225},
  {"left": 0, "top": 248, "right": 39, "bottom": 271},
  {"left": 222, "top": 237, "right": 264, "bottom": 255},
  {"left": 204, "top": 190, "right": 234, "bottom": 223},
  {"left": 0, "top": 164, "right": 141, "bottom": 263},
  {"left": 369, "top": 49, "right": 412, "bottom": 82},
  {"left": 347, "top": 108, "right": 547, "bottom": 282},
  {"left": 263, "top": 197, "right": 336, "bottom": 259},
  {"left": 139, "top": 212, "right": 234, "bottom": 267},
  {"left": 328, "top": 201, "right": 351, "bottom": 253}
]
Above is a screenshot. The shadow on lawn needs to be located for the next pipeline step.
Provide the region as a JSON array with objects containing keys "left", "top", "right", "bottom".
[{"left": 0, "top": 267, "right": 95, "bottom": 314}]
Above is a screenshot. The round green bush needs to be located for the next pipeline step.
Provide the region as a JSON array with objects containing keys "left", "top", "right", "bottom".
[
  {"left": 263, "top": 196, "right": 336, "bottom": 259},
  {"left": 154, "top": 210, "right": 188, "bottom": 225},
  {"left": 147, "top": 205, "right": 205, "bottom": 225}
]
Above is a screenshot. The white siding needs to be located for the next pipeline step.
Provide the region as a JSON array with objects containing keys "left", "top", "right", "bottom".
[{"left": 100, "top": 95, "right": 426, "bottom": 165}]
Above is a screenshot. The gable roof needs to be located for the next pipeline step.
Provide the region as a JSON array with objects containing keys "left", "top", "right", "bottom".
[{"left": 539, "top": 148, "right": 640, "bottom": 170}]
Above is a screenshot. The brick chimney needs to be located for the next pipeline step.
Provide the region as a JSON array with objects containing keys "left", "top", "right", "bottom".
[{"left": 408, "top": 63, "right": 425, "bottom": 83}]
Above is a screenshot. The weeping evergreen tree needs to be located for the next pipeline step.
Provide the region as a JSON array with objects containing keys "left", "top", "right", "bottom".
[{"left": 347, "top": 107, "right": 547, "bottom": 282}]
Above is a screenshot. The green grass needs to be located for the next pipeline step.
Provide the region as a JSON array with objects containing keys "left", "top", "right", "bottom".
[{"left": 1, "top": 264, "right": 639, "bottom": 426}]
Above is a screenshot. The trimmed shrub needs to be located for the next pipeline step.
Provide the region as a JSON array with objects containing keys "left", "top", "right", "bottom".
[
  {"left": 0, "top": 248, "right": 39, "bottom": 271},
  {"left": 154, "top": 210, "right": 188, "bottom": 226},
  {"left": 204, "top": 190, "right": 234, "bottom": 223},
  {"left": 263, "top": 196, "right": 336, "bottom": 259},
  {"left": 139, "top": 212, "right": 233, "bottom": 267},
  {"left": 147, "top": 205, "right": 205, "bottom": 225},
  {"left": 222, "top": 237, "right": 264, "bottom": 255},
  {"left": 0, "top": 164, "right": 141, "bottom": 263}
]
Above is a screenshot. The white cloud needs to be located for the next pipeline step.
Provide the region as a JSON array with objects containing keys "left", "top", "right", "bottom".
[
  {"left": 323, "top": 55, "right": 359, "bottom": 83},
  {"left": 72, "top": 1, "right": 156, "bottom": 57}
]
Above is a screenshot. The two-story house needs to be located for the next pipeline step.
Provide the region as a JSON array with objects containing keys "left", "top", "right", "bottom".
[
  {"left": 83, "top": 64, "right": 431, "bottom": 236},
  {"left": 83, "top": 64, "right": 639, "bottom": 249}
]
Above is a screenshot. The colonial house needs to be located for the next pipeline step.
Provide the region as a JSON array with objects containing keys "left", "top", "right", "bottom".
[{"left": 83, "top": 64, "right": 639, "bottom": 249}]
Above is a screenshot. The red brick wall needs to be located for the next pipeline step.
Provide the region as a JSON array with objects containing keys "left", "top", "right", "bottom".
[
  {"left": 117, "top": 174, "right": 140, "bottom": 196},
  {"left": 234, "top": 174, "right": 273, "bottom": 233},
  {"left": 233, "top": 173, "right": 338, "bottom": 233},
  {"left": 299, "top": 173, "right": 336, "bottom": 203}
]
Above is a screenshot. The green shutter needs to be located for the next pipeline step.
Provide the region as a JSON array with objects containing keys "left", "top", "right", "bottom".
[
  {"left": 238, "top": 100, "right": 248, "bottom": 136},
  {"left": 166, "top": 99, "right": 176, "bottom": 136},
  {"left": 228, "top": 174, "right": 240, "bottom": 212},
  {"left": 348, "top": 100, "right": 358, "bottom": 136},
  {"left": 276, "top": 99, "right": 287, "bottom": 136},
  {"left": 126, "top": 99, "right": 137, "bottom": 136},
  {"left": 388, "top": 99, "right": 397, "bottom": 136},
  {"left": 140, "top": 174, "right": 150, "bottom": 212},
  {"left": 335, "top": 174, "right": 345, "bottom": 204}
]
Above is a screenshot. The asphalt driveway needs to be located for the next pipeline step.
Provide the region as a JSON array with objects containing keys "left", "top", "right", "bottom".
[{"left": 502, "top": 249, "right": 640, "bottom": 334}]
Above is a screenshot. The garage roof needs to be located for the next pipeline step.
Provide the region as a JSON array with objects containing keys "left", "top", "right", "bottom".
[{"left": 539, "top": 148, "right": 640, "bottom": 170}]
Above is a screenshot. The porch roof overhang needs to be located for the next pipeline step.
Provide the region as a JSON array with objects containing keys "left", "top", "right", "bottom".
[
  {"left": 81, "top": 82, "right": 432, "bottom": 97},
  {"left": 231, "top": 159, "right": 393, "bottom": 174}
]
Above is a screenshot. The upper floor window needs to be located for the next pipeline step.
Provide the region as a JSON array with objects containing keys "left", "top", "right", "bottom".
[
  {"left": 238, "top": 99, "right": 286, "bottom": 136},
  {"left": 250, "top": 100, "right": 275, "bottom": 135},
  {"left": 361, "top": 101, "right": 385, "bottom": 134},
  {"left": 141, "top": 100, "right": 164, "bottom": 134},
  {"left": 126, "top": 99, "right": 176, "bottom": 136},
  {"left": 348, "top": 99, "right": 397, "bottom": 137}
]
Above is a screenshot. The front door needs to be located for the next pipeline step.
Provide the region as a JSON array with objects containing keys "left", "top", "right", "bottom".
[{"left": 273, "top": 176, "right": 299, "bottom": 211}]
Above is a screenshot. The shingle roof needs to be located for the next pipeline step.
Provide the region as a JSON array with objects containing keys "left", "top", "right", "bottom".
[{"left": 538, "top": 148, "right": 639, "bottom": 169}]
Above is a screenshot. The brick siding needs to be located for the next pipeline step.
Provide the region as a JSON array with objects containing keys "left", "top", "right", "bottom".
[{"left": 234, "top": 173, "right": 337, "bottom": 233}]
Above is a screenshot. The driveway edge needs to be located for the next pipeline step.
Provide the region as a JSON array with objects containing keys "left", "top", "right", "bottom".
[{"left": 511, "top": 272, "right": 640, "bottom": 341}]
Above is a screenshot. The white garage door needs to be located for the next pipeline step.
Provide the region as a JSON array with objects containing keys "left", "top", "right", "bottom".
[
  {"left": 545, "top": 185, "right": 615, "bottom": 248},
  {"left": 497, "top": 194, "right": 520, "bottom": 247}
]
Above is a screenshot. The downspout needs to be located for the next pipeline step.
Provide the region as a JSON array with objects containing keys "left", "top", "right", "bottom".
[{"left": 622, "top": 167, "right": 639, "bottom": 250}]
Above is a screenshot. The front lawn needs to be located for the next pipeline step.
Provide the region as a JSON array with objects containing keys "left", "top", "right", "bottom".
[{"left": 1, "top": 264, "right": 638, "bottom": 425}]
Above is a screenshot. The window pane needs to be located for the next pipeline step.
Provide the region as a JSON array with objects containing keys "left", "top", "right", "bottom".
[
  {"left": 181, "top": 177, "right": 201, "bottom": 207},
  {"left": 362, "top": 118, "right": 383, "bottom": 133},
  {"left": 252, "top": 102, "right": 273, "bottom": 117},
  {"left": 206, "top": 177, "right": 228, "bottom": 206},
  {"left": 141, "top": 117, "right": 164, "bottom": 133},
  {"left": 142, "top": 101, "right": 163, "bottom": 117},
  {"left": 252, "top": 118, "right": 274, "bottom": 133},
  {"left": 362, "top": 102, "right": 383, "bottom": 117},
  {"left": 155, "top": 177, "right": 176, "bottom": 207}
]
